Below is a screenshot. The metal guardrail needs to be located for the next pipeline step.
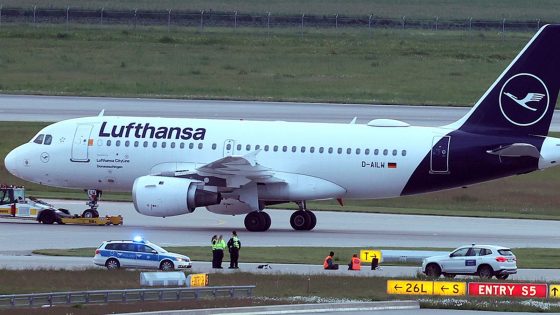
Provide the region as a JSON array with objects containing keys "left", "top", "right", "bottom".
[{"left": 0, "top": 285, "right": 255, "bottom": 308}]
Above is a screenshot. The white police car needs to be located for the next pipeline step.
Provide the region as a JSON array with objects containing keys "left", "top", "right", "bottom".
[
  {"left": 422, "top": 244, "right": 517, "bottom": 280},
  {"left": 93, "top": 238, "right": 192, "bottom": 271}
]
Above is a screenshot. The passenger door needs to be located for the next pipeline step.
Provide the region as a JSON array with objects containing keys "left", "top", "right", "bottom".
[
  {"left": 71, "top": 124, "right": 93, "bottom": 162},
  {"left": 430, "top": 136, "right": 450, "bottom": 174},
  {"left": 440, "top": 247, "right": 470, "bottom": 273},
  {"left": 114, "top": 243, "right": 138, "bottom": 268},
  {"left": 136, "top": 244, "right": 160, "bottom": 269}
]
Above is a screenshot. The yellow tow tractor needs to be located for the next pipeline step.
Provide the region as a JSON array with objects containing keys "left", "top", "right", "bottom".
[{"left": 0, "top": 186, "right": 123, "bottom": 226}]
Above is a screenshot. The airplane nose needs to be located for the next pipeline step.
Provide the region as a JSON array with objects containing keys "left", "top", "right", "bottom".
[{"left": 4, "top": 149, "right": 19, "bottom": 176}]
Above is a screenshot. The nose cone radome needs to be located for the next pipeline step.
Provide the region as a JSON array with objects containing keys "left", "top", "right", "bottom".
[{"left": 4, "top": 148, "right": 19, "bottom": 177}]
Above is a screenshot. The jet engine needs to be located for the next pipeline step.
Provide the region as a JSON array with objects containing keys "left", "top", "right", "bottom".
[{"left": 132, "top": 175, "right": 221, "bottom": 217}]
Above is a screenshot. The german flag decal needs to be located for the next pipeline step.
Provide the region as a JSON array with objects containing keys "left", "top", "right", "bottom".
[{"left": 388, "top": 162, "right": 397, "bottom": 169}]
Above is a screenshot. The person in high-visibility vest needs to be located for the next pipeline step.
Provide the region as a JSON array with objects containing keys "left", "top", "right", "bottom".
[
  {"left": 323, "top": 251, "right": 339, "bottom": 270},
  {"left": 348, "top": 254, "right": 361, "bottom": 270},
  {"left": 227, "top": 230, "right": 241, "bottom": 269},
  {"left": 215, "top": 235, "right": 226, "bottom": 268},
  {"left": 211, "top": 235, "right": 218, "bottom": 268}
]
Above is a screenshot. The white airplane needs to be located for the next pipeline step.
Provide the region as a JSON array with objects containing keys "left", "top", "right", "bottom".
[{"left": 5, "top": 25, "right": 560, "bottom": 232}]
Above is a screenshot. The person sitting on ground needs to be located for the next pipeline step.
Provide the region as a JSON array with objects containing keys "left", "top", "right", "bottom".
[
  {"left": 348, "top": 254, "right": 361, "bottom": 271},
  {"left": 323, "top": 251, "right": 339, "bottom": 270}
]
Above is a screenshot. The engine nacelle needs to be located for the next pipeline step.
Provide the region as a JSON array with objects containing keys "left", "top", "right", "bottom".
[{"left": 132, "top": 175, "right": 221, "bottom": 217}]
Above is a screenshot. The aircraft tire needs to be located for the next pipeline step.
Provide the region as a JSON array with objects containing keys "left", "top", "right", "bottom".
[
  {"left": 306, "top": 211, "right": 317, "bottom": 231},
  {"left": 82, "top": 209, "right": 99, "bottom": 218},
  {"left": 244, "top": 211, "right": 265, "bottom": 232},
  {"left": 290, "top": 210, "right": 311, "bottom": 231},
  {"left": 260, "top": 212, "right": 271, "bottom": 231},
  {"left": 39, "top": 210, "right": 56, "bottom": 224}
]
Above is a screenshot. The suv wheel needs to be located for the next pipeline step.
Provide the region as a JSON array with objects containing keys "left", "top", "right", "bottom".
[
  {"left": 160, "top": 260, "right": 174, "bottom": 271},
  {"left": 425, "top": 263, "right": 442, "bottom": 278},
  {"left": 478, "top": 265, "right": 494, "bottom": 279},
  {"left": 106, "top": 258, "right": 120, "bottom": 270}
]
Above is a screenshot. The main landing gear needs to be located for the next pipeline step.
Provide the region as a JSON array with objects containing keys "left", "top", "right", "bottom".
[
  {"left": 244, "top": 211, "right": 271, "bottom": 232},
  {"left": 82, "top": 189, "right": 102, "bottom": 218},
  {"left": 290, "top": 201, "right": 316, "bottom": 231}
]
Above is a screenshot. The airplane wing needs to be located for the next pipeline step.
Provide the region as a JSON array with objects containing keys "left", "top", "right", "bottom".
[
  {"left": 171, "top": 150, "right": 284, "bottom": 188},
  {"left": 486, "top": 143, "right": 541, "bottom": 158}
]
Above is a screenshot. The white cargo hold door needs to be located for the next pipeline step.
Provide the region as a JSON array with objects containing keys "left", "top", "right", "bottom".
[{"left": 71, "top": 124, "right": 93, "bottom": 162}]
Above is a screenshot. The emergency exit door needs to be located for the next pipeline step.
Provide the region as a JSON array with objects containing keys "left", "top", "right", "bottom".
[
  {"left": 430, "top": 136, "right": 450, "bottom": 174},
  {"left": 71, "top": 124, "right": 93, "bottom": 162}
]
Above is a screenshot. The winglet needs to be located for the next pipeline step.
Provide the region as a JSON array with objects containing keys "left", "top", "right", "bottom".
[
  {"left": 98, "top": 109, "right": 105, "bottom": 117},
  {"left": 243, "top": 149, "right": 262, "bottom": 167},
  {"left": 349, "top": 117, "right": 357, "bottom": 124}
]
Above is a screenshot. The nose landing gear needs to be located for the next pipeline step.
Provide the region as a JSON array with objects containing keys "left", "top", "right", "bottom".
[{"left": 82, "top": 189, "right": 102, "bottom": 218}]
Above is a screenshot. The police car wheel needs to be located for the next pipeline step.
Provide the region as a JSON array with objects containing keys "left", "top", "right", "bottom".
[
  {"left": 478, "top": 265, "right": 494, "bottom": 279},
  {"left": 106, "top": 258, "right": 120, "bottom": 270},
  {"left": 160, "top": 260, "right": 174, "bottom": 271},
  {"left": 425, "top": 263, "right": 441, "bottom": 278}
]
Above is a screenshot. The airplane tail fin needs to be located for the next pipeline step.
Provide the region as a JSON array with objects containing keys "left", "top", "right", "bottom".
[{"left": 451, "top": 25, "right": 560, "bottom": 136}]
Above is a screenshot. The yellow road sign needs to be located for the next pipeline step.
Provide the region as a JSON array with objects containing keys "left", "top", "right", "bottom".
[
  {"left": 433, "top": 281, "right": 466, "bottom": 296},
  {"left": 360, "top": 249, "right": 382, "bottom": 263},
  {"left": 550, "top": 285, "right": 560, "bottom": 298},
  {"left": 387, "top": 280, "right": 433, "bottom": 295},
  {"left": 189, "top": 273, "right": 209, "bottom": 287}
]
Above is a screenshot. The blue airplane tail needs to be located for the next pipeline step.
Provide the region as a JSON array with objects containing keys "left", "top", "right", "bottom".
[{"left": 452, "top": 25, "right": 560, "bottom": 136}]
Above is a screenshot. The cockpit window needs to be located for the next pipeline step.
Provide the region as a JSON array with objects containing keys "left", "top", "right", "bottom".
[
  {"left": 44, "top": 135, "right": 53, "bottom": 145},
  {"left": 33, "top": 134, "right": 45, "bottom": 144}
]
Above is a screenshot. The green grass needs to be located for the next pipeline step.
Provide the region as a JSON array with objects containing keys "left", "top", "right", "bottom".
[
  {"left": 4, "top": 0, "right": 560, "bottom": 20},
  {"left": 32, "top": 246, "right": 560, "bottom": 269},
  {"left": 0, "top": 25, "right": 532, "bottom": 105},
  {"left": 0, "top": 269, "right": 559, "bottom": 313}
]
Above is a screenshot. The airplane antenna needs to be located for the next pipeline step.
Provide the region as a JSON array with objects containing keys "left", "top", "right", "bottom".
[
  {"left": 98, "top": 109, "right": 105, "bottom": 117},
  {"left": 349, "top": 117, "right": 357, "bottom": 124}
]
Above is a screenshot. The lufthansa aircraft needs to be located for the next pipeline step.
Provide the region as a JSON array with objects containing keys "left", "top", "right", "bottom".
[{"left": 5, "top": 25, "right": 560, "bottom": 231}]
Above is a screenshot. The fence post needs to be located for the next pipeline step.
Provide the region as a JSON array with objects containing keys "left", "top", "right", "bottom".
[
  {"left": 167, "top": 9, "right": 171, "bottom": 32},
  {"left": 435, "top": 16, "right": 438, "bottom": 31},
  {"left": 234, "top": 11, "right": 237, "bottom": 30},
  {"left": 300, "top": 13, "right": 304, "bottom": 37},
  {"left": 335, "top": 13, "right": 338, "bottom": 29},
  {"left": 100, "top": 7, "right": 104, "bottom": 25},
  {"left": 66, "top": 6, "right": 69, "bottom": 31},
  {"left": 469, "top": 17, "right": 472, "bottom": 31},
  {"left": 402, "top": 16, "right": 405, "bottom": 29},
  {"left": 33, "top": 5, "right": 36, "bottom": 25},
  {"left": 267, "top": 12, "right": 270, "bottom": 36},
  {"left": 133, "top": 8, "right": 137, "bottom": 29},
  {"left": 200, "top": 10, "right": 204, "bottom": 31},
  {"left": 368, "top": 14, "right": 373, "bottom": 36},
  {"left": 502, "top": 18, "right": 505, "bottom": 33}
]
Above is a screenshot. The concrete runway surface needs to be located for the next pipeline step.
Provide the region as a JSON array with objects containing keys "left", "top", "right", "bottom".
[{"left": 2, "top": 94, "right": 560, "bottom": 131}]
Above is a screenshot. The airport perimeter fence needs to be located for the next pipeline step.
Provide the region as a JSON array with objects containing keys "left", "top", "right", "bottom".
[
  {"left": 0, "top": 285, "right": 256, "bottom": 308},
  {"left": 0, "top": 6, "right": 550, "bottom": 34}
]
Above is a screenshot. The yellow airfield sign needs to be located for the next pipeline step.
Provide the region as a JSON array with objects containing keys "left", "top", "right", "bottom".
[
  {"left": 188, "top": 273, "right": 209, "bottom": 287},
  {"left": 433, "top": 281, "right": 466, "bottom": 296},
  {"left": 387, "top": 280, "right": 433, "bottom": 295},
  {"left": 360, "top": 249, "right": 382, "bottom": 262},
  {"left": 550, "top": 285, "right": 560, "bottom": 298}
]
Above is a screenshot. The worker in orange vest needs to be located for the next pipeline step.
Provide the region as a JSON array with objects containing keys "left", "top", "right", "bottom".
[
  {"left": 323, "top": 251, "right": 339, "bottom": 270},
  {"left": 348, "top": 254, "right": 361, "bottom": 270}
]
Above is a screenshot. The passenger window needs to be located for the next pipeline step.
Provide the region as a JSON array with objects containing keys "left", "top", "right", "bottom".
[
  {"left": 125, "top": 140, "right": 130, "bottom": 147},
  {"left": 264, "top": 145, "right": 269, "bottom": 152},
  {"left": 143, "top": 141, "right": 148, "bottom": 148},
  {"left": 374, "top": 149, "right": 379, "bottom": 155},
  {"left": 402, "top": 150, "right": 407, "bottom": 156},
  {"left": 346, "top": 148, "right": 351, "bottom": 154},
  {"left": 292, "top": 146, "right": 297, "bottom": 152},
  {"left": 105, "top": 243, "right": 116, "bottom": 250},
  {"left": 237, "top": 144, "right": 242, "bottom": 151},
  {"left": 383, "top": 149, "right": 388, "bottom": 156},
  {"left": 319, "top": 147, "right": 324, "bottom": 153},
  {"left": 116, "top": 140, "right": 121, "bottom": 147},
  {"left": 44, "top": 135, "right": 52, "bottom": 145},
  {"left": 152, "top": 142, "right": 157, "bottom": 148},
  {"left": 365, "top": 148, "right": 370, "bottom": 155},
  {"left": 356, "top": 148, "right": 360, "bottom": 155},
  {"left": 180, "top": 143, "right": 185, "bottom": 149},
  {"left": 310, "top": 147, "right": 315, "bottom": 153},
  {"left": 134, "top": 141, "right": 139, "bottom": 147},
  {"left": 198, "top": 143, "right": 203, "bottom": 149},
  {"left": 301, "top": 146, "right": 306, "bottom": 153},
  {"left": 255, "top": 145, "right": 260, "bottom": 150},
  {"left": 33, "top": 134, "right": 45, "bottom": 144},
  {"left": 328, "top": 147, "right": 333, "bottom": 154},
  {"left": 282, "top": 146, "right": 287, "bottom": 152},
  {"left": 106, "top": 140, "right": 112, "bottom": 146},
  {"left": 171, "top": 142, "right": 176, "bottom": 148},
  {"left": 189, "top": 143, "right": 194, "bottom": 149},
  {"left": 212, "top": 143, "right": 216, "bottom": 150},
  {"left": 273, "top": 145, "right": 278, "bottom": 152},
  {"left": 392, "top": 149, "right": 397, "bottom": 156},
  {"left": 450, "top": 248, "right": 469, "bottom": 257},
  {"left": 161, "top": 142, "right": 166, "bottom": 148},
  {"left": 246, "top": 144, "right": 251, "bottom": 151},
  {"left": 337, "top": 148, "right": 342, "bottom": 154}
]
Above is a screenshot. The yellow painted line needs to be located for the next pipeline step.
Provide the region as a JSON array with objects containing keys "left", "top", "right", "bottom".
[
  {"left": 550, "top": 284, "right": 560, "bottom": 298},
  {"left": 433, "top": 281, "right": 466, "bottom": 296},
  {"left": 359, "top": 249, "right": 382, "bottom": 262},
  {"left": 387, "top": 280, "right": 433, "bottom": 295}
]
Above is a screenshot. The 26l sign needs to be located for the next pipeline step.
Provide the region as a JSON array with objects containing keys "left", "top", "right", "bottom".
[{"left": 468, "top": 283, "right": 547, "bottom": 298}]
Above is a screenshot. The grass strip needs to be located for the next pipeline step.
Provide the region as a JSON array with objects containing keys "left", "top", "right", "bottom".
[{"left": 32, "top": 246, "right": 560, "bottom": 269}]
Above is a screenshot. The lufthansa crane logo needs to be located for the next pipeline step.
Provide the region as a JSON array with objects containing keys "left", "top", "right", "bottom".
[{"left": 499, "top": 73, "right": 549, "bottom": 126}]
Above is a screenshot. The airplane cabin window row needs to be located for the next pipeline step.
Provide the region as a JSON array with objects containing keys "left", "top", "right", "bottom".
[{"left": 99, "top": 139, "right": 407, "bottom": 157}]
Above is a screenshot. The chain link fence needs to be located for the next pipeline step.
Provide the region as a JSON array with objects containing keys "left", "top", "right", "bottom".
[{"left": 0, "top": 6, "right": 548, "bottom": 33}]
